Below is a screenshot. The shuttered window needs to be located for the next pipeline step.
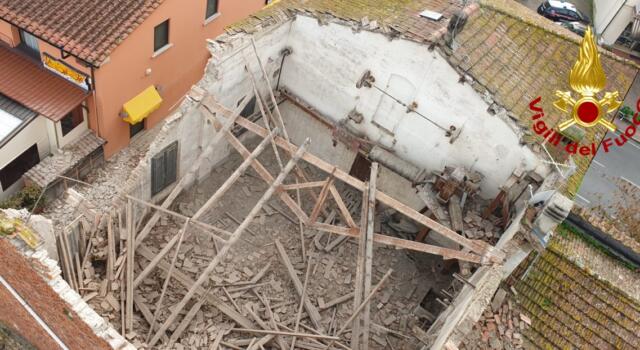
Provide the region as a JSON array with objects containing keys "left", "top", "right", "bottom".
[{"left": 151, "top": 141, "right": 178, "bottom": 196}]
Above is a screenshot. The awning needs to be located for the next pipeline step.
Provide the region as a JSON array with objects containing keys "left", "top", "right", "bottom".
[
  {"left": 0, "top": 45, "right": 88, "bottom": 122},
  {"left": 122, "top": 86, "right": 163, "bottom": 125}
]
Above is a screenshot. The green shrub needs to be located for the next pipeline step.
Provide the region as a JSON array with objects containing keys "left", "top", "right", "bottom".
[{"left": 0, "top": 185, "right": 44, "bottom": 212}]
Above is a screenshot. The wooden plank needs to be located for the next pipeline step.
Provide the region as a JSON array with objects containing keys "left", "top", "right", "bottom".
[
  {"left": 146, "top": 220, "right": 189, "bottom": 342},
  {"left": 137, "top": 245, "right": 255, "bottom": 329},
  {"left": 193, "top": 127, "right": 278, "bottom": 219},
  {"left": 310, "top": 223, "right": 482, "bottom": 263},
  {"left": 290, "top": 261, "right": 312, "bottom": 350},
  {"left": 213, "top": 121, "right": 310, "bottom": 223},
  {"left": 328, "top": 185, "right": 357, "bottom": 228},
  {"left": 106, "top": 213, "right": 115, "bottom": 295},
  {"left": 134, "top": 129, "right": 276, "bottom": 288},
  {"left": 361, "top": 163, "right": 378, "bottom": 348},
  {"left": 168, "top": 294, "right": 207, "bottom": 346},
  {"left": 417, "top": 185, "right": 448, "bottom": 223},
  {"left": 274, "top": 240, "right": 325, "bottom": 333},
  {"left": 232, "top": 328, "right": 340, "bottom": 341},
  {"left": 126, "top": 195, "right": 230, "bottom": 240},
  {"left": 280, "top": 181, "right": 326, "bottom": 191},
  {"left": 448, "top": 195, "right": 464, "bottom": 233},
  {"left": 308, "top": 176, "right": 333, "bottom": 225},
  {"left": 211, "top": 105, "right": 492, "bottom": 258},
  {"left": 125, "top": 199, "right": 134, "bottom": 332},
  {"left": 253, "top": 291, "right": 288, "bottom": 350},
  {"left": 326, "top": 269, "right": 393, "bottom": 350},
  {"left": 134, "top": 98, "right": 248, "bottom": 248},
  {"left": 148, "top": 141, "right": 309, "bottom": 347},
  {"left": 352, "top": 182, "right": 369, "bottom": 350},
  {"left": 319, "top": 292, "right": 355, "bottom": 311}
]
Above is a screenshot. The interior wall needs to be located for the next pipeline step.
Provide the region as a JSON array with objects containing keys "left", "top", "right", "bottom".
[{"left": 279, "top": 16, "right": 541, "bottom": 198}]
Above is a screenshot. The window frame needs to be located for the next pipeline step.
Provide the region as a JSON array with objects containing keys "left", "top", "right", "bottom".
[
  {"left": 18, "top": 29, "right": 40, "bottom": 58},
  {"left": 205, "top": 0, "right": 219, "bottom": 20},
  {"left": 153, "top": 20, "right": 170, "bottom": 53},
  {"left": 60, "top": 106, "right": 84, "bottom": 137},
  {"left": 151, "top": 141, "right": 178, "bottom": 196}
]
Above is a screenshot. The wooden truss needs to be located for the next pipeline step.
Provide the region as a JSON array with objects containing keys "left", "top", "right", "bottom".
[
  {"left": 121, "top": 62, "right": 505, "bottom": 347},
  {"left": 120, "top": 93, "right": 505, "bottom": 347}
]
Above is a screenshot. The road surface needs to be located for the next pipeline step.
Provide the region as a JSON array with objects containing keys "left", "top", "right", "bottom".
[
  {"left": 576, "top": 119, "right": 640, "bottom": 214},
  {"left": 517, "top": 0, "right": 593, "bottom": 22}
]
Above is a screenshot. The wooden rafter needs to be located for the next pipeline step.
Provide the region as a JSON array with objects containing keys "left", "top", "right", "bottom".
[
  {"left": 205, "top": 99, "right": 500, "bottom": 263},
  {"left": 308, "top": 176, "right": 334, "bottom": 225}
]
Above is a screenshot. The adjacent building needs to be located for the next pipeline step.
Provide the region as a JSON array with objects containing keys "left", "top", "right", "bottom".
[{"left": 0, "top": 0, "right": 265, "bottom": 199}]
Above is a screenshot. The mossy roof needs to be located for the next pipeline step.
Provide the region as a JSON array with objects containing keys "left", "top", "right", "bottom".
[
  {"left": 446, "top": 0, "right": 638, "bottom": 198},
  {"left": 226, "top": 0, "right": 460, "bottom": 40},
  {"left": 515, "top": 233, "right": 640, "bottom": 349}
]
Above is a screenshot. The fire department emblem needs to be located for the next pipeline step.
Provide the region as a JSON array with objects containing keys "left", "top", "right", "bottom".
[{"left": 554, "top": 27, "right": 621, "bottom": 132}]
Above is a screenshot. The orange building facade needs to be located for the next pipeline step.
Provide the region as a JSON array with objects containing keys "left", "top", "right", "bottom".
[{"left": 0, "top": 0, "right": 266, "bottom": 158}]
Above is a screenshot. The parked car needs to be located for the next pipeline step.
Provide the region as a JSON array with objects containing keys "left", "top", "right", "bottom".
[
  {"left": 559, "top": 21, "right": 587, "bottom": 36},
  {"left": 537, "top": 1, "right": 590, "bottom": 25}
]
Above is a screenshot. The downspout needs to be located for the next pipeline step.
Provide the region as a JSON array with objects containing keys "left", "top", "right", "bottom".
[{"left": 89, "top": 66, "right": 103, "bottom": 139}]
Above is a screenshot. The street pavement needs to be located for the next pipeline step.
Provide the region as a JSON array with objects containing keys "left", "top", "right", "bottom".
[{"left": 576, "top": 119, "right": 640, "bottom": 214}]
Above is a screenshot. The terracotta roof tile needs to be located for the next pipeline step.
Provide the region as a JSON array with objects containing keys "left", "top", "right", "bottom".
[
  {"left": 515, "top": 234, "right": 640, "bottom": 349},
  {"left": 0, "top": 45, "right": 87, "bottom": 121},
  {"left": 0, "top": 0, "right": 163, "bottom": 66},
  {"left": 443, "top": 0, "right": 638, "bottom": 198}
]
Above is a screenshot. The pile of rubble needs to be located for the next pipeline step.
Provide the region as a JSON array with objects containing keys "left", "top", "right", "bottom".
[{"left": 459, "top": 288, "right": 531, "bottom": 350}]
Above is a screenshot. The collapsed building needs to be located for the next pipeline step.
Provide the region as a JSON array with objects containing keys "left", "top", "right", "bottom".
[{"left": 2, "top": 0, "right": 639, "bottom": 349}]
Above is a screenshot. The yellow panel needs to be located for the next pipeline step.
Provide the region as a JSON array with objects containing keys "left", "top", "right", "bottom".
[{"left": 122, "top": 86, "right": 163, "bottom": 125}]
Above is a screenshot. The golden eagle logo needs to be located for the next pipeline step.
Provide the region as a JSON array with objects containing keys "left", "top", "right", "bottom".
[{"left": 554, "top": 27, "right": 621, "bottom": 132}]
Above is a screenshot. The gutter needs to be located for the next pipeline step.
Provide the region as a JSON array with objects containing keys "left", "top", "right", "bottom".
[
  {"left": 0, "top": 18, "right": 98, "bottom": 69},
  {"left": 564, "top": 212, "right": 640, "bottom": 268}
]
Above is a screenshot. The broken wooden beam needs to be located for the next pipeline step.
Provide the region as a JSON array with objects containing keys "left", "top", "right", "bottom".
[
  {"left": 137, "top": 245, "right": 255, "bottom": 329},
  {"left": 148, "top": 139, "right": 309, "bottom": 347},
  {"left": 274, "top": 239, "right": 325, "bottom": 333},
  {"left": 232, "top": 328, "right": 340, "bottom": 341},
  {"left": 125, "top": 199, "right": 134, "bottom": 332},
  {"left": 212, "top": 102, "right": 498, "bottom": 261},
  {"left": 134, "top": 99, "right": 247, "bottom": 247}
]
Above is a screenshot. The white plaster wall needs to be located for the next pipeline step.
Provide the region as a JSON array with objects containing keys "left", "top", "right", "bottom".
[
  {"left": 55, "top": 107, "right": 89, "bottom": 149},
  {"left": 0, "top": 116, "right": 52, "bottom": 199},
  {"left": 280, "top": 16, "right": 540, "bottom": 198},
  {"left": 594, "top": 0, "right": 635, "bottom": 44},
  {"left": 279, "top": 101, "right": 357, "bottom": 172}
]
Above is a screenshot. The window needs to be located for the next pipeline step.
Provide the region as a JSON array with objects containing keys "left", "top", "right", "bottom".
[
  {"left": 18, "top": 30, "right": 39, "bottom": 57},
  {"left": 0, "top": 144, "right": 39, "bottom": 190},
  {"left": 240, "top": 96, "right": 257, "bottom": 117},
  {"left": 130, "top": 121, "right": 145, "bottom": 138},
  {"left": 153, "top": 20, "right": 170, "bottom": 52},
  {"left": 60, "top": 106, "right": 84, "bottom": 136},
  {"left": 206, "top": 0, "right": 219, "bottom": 19},
  {"left": 151, "top": 141, "right": 178, "bottom": 195}
]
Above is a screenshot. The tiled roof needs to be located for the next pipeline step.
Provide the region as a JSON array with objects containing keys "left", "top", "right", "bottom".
[
  {"left": 24, "top": 131, "right": 105, "bottom": 188},
  {"left": 226, "top": 0, "right": 462, "bottom": 41},
  {"left": 443, "top": 0, "right": 638, "bottom": 198},
  {"left": 0, "top": 237, "right": 112, "bottom": 350},
  {"left": 0, "top": 0, "right": 162, "bottom": 66},
  {"left": 0, "top": 45, "right": 88, "bottom": 121},
  {"left": 515, "top": 233, "right": 640, "bottom": 349},
  {"left": 0, "top": 93, "right": 37, "bottom": 121}
]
